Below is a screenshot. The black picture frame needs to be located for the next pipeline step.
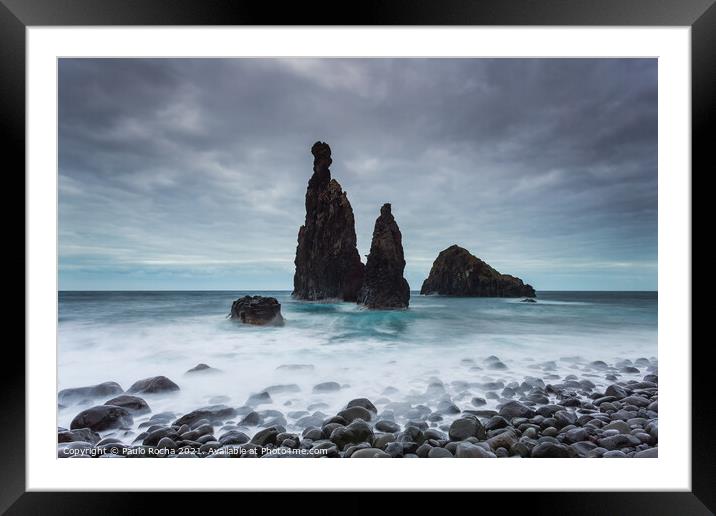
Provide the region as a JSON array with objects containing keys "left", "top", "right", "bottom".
[{"left": 3, "top": 0, "right": 710, "bottom": 513}]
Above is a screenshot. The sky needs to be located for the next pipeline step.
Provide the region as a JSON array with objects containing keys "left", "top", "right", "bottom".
[{"left": 58, "top": 58, "right": 657, "bottom": 291}]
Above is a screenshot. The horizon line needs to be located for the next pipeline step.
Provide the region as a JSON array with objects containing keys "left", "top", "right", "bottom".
[{"left": 57, "top": 289, "right": 658, "bottom": 293}]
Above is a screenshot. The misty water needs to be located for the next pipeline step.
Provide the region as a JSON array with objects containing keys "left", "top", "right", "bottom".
[{"left": 58, "top": 291, "right": 657, "bottom": 435}]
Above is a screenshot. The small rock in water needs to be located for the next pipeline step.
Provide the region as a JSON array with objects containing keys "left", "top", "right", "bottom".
[
  {"left": 58, "top": 381, "right": 124, "bottom": 405},
  {"left": 277, "top": 364, "right": 315, "bottom": 371},
  {"left": 127, "top": 376, "right": 180, "bottom": 395},
  {"left": 313, "top": 381, "right": 341, "bottom": 393},
  {"left": 104, "top": 395, "right": 151, "bottom": 415},
  {"left": 346, "top": 398, "right": 378, "bottom": 414},
  {"left": 58, "top": 428, "right": 101, "bottom": 445},
  {"left": 229, "top": 295, "right": 284, "bottom": 326},
  {"left": 70, "top": 405, "right": 134, "bottom": 432},
  {"left": 173, "top": 405, "right": 238, "bottom": 427},
  {"left": 338, "top": 406, "right": 373, "bottom": 423},
  {"left": 375, "top": 420, "right": 400, "bottom": 433},
  {"left": 264, "top": 384, "right": 301, "bottom": 395},
  {"left": 185, "top": 363, "right": 220, "bottom": 374},
  {"left": 245, "top": 391, "right": 272, "bottom": 406},
  {"left": 471, "top": 397, "right": 487, "bottom": 407}
]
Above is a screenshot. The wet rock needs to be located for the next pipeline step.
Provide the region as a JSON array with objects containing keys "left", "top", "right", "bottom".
[
  {"left": 185, "top": 363, "right": 220, "bottom": 374},
  {"left": 428, "top": 447, "right": 454, "bottom": 458},
  {"left": 346, "top": 398, "right": 378, "bottom": 413},
  {"left": 70, "top": 405, "right": 133, "bottom": 431},
  {"left": 218, "top": 430, "right": 250, "bottom": 446},
  {"left": 634, "top": 447, "right": 658, "bottom": 458},
  {"left": 448, "top": 416, "right": 486, "bottom": 441},
  {"left": 437, "top": 400, "right": 461, "bottom": 415},
  {"left": 375, "top": 420, "right": 400, "bottom": 433},
  {"left": 330, "top": 419, "right": 373, "bottom": 450},
  {"left": 351, "top": 447, "right": 391, "bottom": 458},
  {"left": 264, "top": 384, "right": 301, "bottom": 395},
  {"left": 246, "top": 391, "right": 272, "bottom": 406},
  {"left": 127, "top": 376, "right": 179, "bottom": 395},
  {"left": 471, "top": 397, "right": 487, "bottom": 407},
  {"left": 58, "top": 428, "right": 101, "bottom": 445},
  {"left": 251, "top": 426, "right": 281, "bottom": 446},
  {"left": 143, "top": 427, "right": 181, "bottom": 446},
  {"left": 420, "top": 244, "right": 535, "bottom": 297},
  {"left": 531, "top": 442, "right": 571, "bottom": 458},
  {"left": 238, "top": 411, "right": 262, "bottom": 426},
  {"left": 157, "top": 437, "right": 177, "bottom": 449},
  {"left": 499, "top": 400, "right": 536, "bottom": 419},
  {"left": 486, "top": 429, "right": 518, "bottom": 451},
  {"left": 313, "top": 381, "right": 341, "bottom": 393},
  {"left": 357, "top": 203, "right": 410, "bottom": 309},
  {"left": 103, "top": 395, "right": 150, "bottom": 415},
  {"left": 598, "top": 434, "right": 642, "bottom": 450},
  {"left": 293, "top": 142, "right": 365, "bottom": 301},
  {"left": 603, "top": 450, "right": 628, "bottom": 458},
  {"left": 337, "top": 406, "right": 373, "bottom": 423},
  {"left": 456, "top": 442, "right": 497, "bottom": 458},
  {"left": 58, "top": 381, "right": 123, "bottom": 405},
  {"left": 173, "top": 405, "right": 238, "bottom": 427},
  {"left": 605, "top": 384, "right": 628, "bottom": 399},
  {"left": 229, "top": 296, "right": 284, "bottom": 326},
  {"left": 602, "top": 420, "right": 631, "bottom": 434}
]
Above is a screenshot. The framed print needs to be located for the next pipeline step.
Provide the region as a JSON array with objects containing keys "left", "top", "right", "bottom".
[{"left": 4, "top": 0, "right": 711, "bottom": 512}]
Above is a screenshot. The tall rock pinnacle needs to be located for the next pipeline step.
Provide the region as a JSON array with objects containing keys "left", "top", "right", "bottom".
[
  {"left": 292, "top": 142, "right": 365, "bottom": 301},
  {"left": 357, "top": 203, "right": 410, "bottom": 309}
]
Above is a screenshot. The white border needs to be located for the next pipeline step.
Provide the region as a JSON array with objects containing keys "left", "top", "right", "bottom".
[{"left": 27, "top": 27, "right": 691, "bottom": 491}]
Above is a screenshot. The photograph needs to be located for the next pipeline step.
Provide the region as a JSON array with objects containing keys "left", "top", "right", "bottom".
[{"left": 55, "top": 57, "right": 659, "bottom": 460}]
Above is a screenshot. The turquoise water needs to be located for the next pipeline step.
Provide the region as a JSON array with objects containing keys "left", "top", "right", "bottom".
[{"left": 58, "top": 291, "right": 657, "bottom": 431}]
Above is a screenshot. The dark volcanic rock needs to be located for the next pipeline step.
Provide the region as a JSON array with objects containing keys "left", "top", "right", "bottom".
[
  {"left": 185, "top": 363, "right": 220, "bottom": 374},
  {"left": 70, "top": 405, "right": 134, "bottom": 431},
  {"left": 357, "top": 203, "right": 410, "bottom": 309},
  {"left": 58, "top": 381, "right": 123, "bottom": 405},
  {"left": 58, "top": 428, "right": 101, "bottom": 445},
  {"left": 229, "top": 296, "right": 284, "bottom": 326},
  {"left": 103, "top": 395, "right": 150, "bottom": 415},
  {"left": 173, "top": 405, "right": 238, "bottom": 427},
  {"left": 292, "top": 142, "right": 365, "bottom": 301},
  {"left": 127, "top": 376, "right": 180, "bottom": 395},
  {"left": 420, "top": 245, "right": 535, "bottom": 297}
]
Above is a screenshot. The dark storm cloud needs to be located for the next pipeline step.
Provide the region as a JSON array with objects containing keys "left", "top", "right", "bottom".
[{"left": 59, "top": 58, "right": 657, "bottom": 290}]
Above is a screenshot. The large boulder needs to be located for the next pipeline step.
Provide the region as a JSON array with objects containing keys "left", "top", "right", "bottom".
[
  {"left": 229, "top": 296, "right": 284, "bottom": 326},
  {"left": 292, "top": 142, "right": 365, "bottom": 301},
  {"left": 420, "top": 244, "right": 535, "bottom": 297},
  {"left": 357, "top": 203, "right": 410, "bottom": 309},
  {"left": 70, "top": 405, "right": 134, "bottom": 431},
  {"left": 58, "top": 381, "right": 123, "bottom": 405}
]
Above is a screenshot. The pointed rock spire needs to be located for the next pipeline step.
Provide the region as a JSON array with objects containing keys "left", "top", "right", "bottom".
[
  {"left": 358, "top": 203, "right": 410, "bottom": 309},
  {"left": 292, "top": 142, "right": 365, "bottom": 301}
]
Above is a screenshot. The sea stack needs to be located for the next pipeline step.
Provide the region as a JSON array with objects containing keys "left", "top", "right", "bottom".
[
  {"left": 293, "top": 142, "right": 365, "bottom": 301},
  {"left": 420, "top": 245, "right": 535, "bottom": 297},
  {"left": 357, "top": 203, "right": 410, "bottom": 309}
]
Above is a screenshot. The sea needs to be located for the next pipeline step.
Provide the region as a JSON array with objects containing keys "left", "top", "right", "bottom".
[{"left": 57, "top": 290, "right": 657, "bottom": 431}]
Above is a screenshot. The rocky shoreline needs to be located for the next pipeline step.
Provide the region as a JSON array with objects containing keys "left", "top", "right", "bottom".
[{"left": 58, "top": 356, "right": 657, "bottom": 459}]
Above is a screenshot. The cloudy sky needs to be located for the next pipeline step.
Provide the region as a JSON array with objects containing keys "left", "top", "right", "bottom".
[{"left": 59, "top": 58, "right": 657, "bottom": 291}]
